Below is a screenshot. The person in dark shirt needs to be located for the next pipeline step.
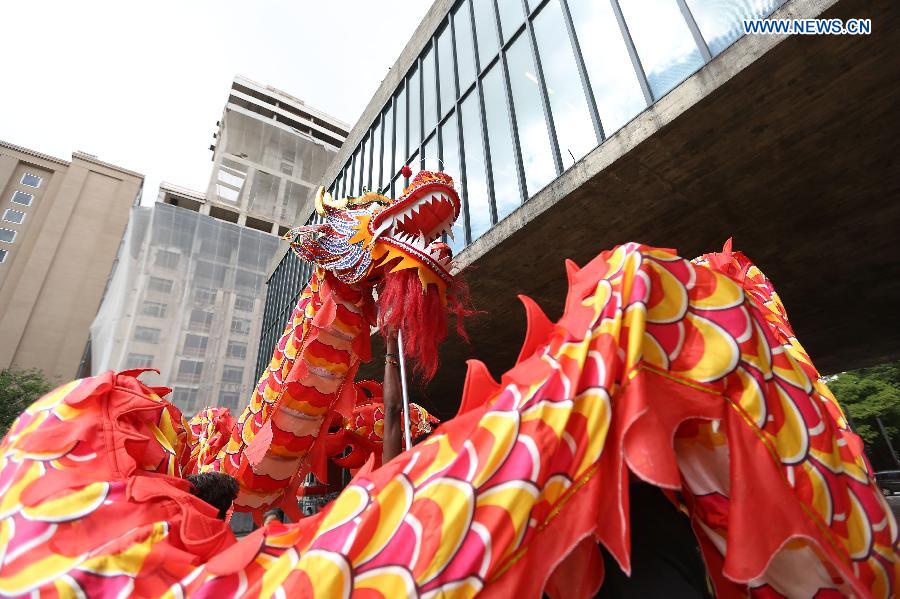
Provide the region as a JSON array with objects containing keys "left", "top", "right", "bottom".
[{"left": 596, "top": 483, "right": 712, "bottom": 598}]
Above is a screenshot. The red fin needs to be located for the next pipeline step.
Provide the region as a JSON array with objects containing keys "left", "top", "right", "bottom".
[
  {"left": 332, "top": 363, "right": 360, "bottom": 421},
  {"left": 281, "top": 475, "right": 303, "bottom": 522},
  {"left": 515, "top": 294, "right": 554, "bottom": 365},
  {"left": 564, "top": 259, "right": 580, "bottom": 283},
  {"left": 312, "top": 295, "right": 337, "bottom": 329},
  {"left": 244, "top": 420, "right": 273, "bottom": 468},
  {"left": 457, "top": 359, "right": 500, "bottom": 417}
]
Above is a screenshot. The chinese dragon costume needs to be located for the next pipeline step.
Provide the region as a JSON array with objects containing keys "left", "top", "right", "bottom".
[{"left": 0, "top": 167, "right": 896, "bottom": 596}]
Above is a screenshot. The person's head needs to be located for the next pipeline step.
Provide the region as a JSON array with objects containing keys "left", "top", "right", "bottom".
[{"left": 186, "top": 472, "right": 239, "bottom": 519}]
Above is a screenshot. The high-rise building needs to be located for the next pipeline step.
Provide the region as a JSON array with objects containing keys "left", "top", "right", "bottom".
[
  {"left": 259, "top": 0, "right": 898, "bottom": 418},
  {"left": 206, "top": 75, "right": 350, "bottom": 237},
  {"left": 0, "top": 140, "right": 143, "bottom": 382},
  {"left": 89, "top": 190, "right": 280, "bottom": 415},
  {"left": 87, "top": 77, "right": 350, "bottom": 415}
]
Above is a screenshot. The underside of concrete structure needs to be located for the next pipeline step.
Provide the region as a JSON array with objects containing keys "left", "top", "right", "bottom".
[{"left": 369, "top": 0, "right": 899, "bottom": 418}]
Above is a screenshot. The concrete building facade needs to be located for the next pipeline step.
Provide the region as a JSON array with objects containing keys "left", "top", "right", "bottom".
[
  {"left": 87, "top": 78, "right": 350, "bottom": 416},
  {"left": 206, "top": 76, "right": 350, "bottom": 237},
  {"left": 0, "top": 141, "right": 143, "bottom": 382},
  {"left": 89, "top": 195, "right": 280, "bottom": 415},
  {"left": 258, "top": 0, "right": 899, "bottom": 419}
]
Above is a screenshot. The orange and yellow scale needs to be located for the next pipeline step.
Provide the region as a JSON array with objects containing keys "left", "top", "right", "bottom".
[{"left": 196, "top": 266, "right": 376, "bottom": 515}]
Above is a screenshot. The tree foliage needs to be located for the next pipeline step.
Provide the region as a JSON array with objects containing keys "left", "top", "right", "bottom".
[
  {"left": 828, "top": 361, "right": 900, "bottom": 468},
  {"left": 0, "top": 367, "right": 54, "bottom": 434}
]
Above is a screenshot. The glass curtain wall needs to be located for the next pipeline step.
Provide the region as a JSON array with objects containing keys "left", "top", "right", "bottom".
[{"left": 324, "top": 0, "right": 784, "bottom": 249}]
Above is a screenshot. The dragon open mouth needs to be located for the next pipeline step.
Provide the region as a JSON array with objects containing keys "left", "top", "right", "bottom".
[{"left": 369, "top": 172, "right": 461, "bottom": 274}]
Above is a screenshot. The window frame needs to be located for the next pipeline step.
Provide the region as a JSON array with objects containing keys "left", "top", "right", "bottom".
[
  {"left": 20, "top": 173, "right": 42, "bottom": 188},
  {"left": 0, "top": 228, "right": 17, "bottom": 244},
  {"left": 2, "top": 209, "right": 26, "bottom": 224},
  {"left": 10, "top": 191, "right": 33, "bottom": 206}
]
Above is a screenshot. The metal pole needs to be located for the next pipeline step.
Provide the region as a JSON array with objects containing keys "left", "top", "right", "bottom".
[{"left": 396, "top": 329, "right": 414, "bottom": 450}]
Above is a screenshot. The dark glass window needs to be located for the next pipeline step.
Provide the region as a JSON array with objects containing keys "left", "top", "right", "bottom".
[
  {"left": 220, "top": 391, "right": 240, "bottom": 411},
  {"left": 382, "top": 104, "right": 394, "bottom": 191},
  {"left": 227, "top": 341, "right": 248, "bottom": 359},
  {"left": 618, "top": 0, "right": 704, "bottom": 98},
  {"left": 568, "top": 0, "right": 647, "bottom": 135},
  {"left": 423, "top": 45, "right": 438, "bottom": 135},
  {"left": 533, "top": 0, "right": 597, "bottom": 165},
  {"left": 183, "top": 334, "right": 208, "bottom": 357},
  {"left": 0, "top": 229, "right": 15, "bottom": 243},
  {"left": 371, "top": 120, "right": 382, "bottom": 190},
  {"left": 231, "top": 318, "right": 251, "bottom": 335},
  {"left": 126, "top": 353, "right": 154, "bottom": 368},
  {"left": 234, "top": 295, "right": 254, "bottom": 312},
  {"left": 472, "top": 0, "right": 499, "bottom": 66},
  {"left": 190, "top": 309, "right": 214, "bottom": 331},
  {"left": 460, "top": 93, "right": 492, "bottom": 241},
  {"left": 154, "top": 249, "right": 180, "bottom": 269},
  {"left": 177, "top": 360, "right": 203, "bottom": 383},
  {"left": 222, "top": 366, "right": 244, "bottom": 383},
  {"left": 148, "top": 277, "right": 173, "bottom": 294},
  {"left": 20, "top": 173, "right": 42, "bottom": 188},
  {"left": 133, "top": 326, "right": 161, "bottom": 344},
  {"left": 505, "top": 32, "right": 556, "bottom": 195},
  {"left": 0, "top": 248, "right": 7, "bottom": 263},
  {"left": 408, "top": 67, "right": 422, "bottom": 153},
  {"left": 141, "top": 301, "right": 167, "bottom": 318},
  {"left": 437, "top": 24, "right": 456, "bottom": 117},
  {"left": 497, "top": 0, "right": 525, "bottom": 41},
  {"left": 2, "top": 209, "right": 25, "bottom": 224},
  {"left": 193, "top": 287, "right": 217, "bottom": 305},
  {"left": 686, "top": 0, "right": 782, "bottom": 56},
  {"left": 440, "top": 113, "right": 466, "bottom": 253},
  {"left": 482, "top": 63, "right": 519, "bottom": 221},
  {"left": 11, "top": 191, "right": 33, "bottom": 206},
  {"left": 453, "top": 1, "right": 477, "bottom": 92},
  {"left": 395, "top": 88, "right": 407, "bottom": 176}
]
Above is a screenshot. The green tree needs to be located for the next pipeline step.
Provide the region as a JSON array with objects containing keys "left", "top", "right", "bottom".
[
  {"left": 0, "top": 367, "right": 54, "bottom": 434},
  {"left": 828, "top": 361, "right": 900, "bottom": 469}
]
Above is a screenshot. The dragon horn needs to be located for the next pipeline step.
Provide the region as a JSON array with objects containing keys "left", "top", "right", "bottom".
[{"left": 315, "top": 186, "right": 349, "bottom": 216}]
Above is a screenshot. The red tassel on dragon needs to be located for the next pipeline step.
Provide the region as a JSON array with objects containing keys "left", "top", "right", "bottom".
[{"left": 0, "top": 169, "right": 896, "bottom": 597}]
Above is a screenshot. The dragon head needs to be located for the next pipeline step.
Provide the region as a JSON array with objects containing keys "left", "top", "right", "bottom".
[
  {"left": 289, "top": 170, "right": 461, "bottom": 298},
  {"left": 288, "top": 170, "right": 470, "bottom": 379}
]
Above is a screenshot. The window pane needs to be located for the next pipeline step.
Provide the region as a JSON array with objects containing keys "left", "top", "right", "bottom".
[
  {"left": 394, "top": 89, "right": 407, "bottom": 177},
  {"left": 618, "top": 0, "right": 705, "bottom": 98},
  {"left": 505, "top": 33, "right": 556, "bottom": 196},
  {"left": 568, "top": 0, "right": 646, "bottom": 135},
  {"left": 440, "top": 113, "right": 466, "bottom": 252},
  {"left": 0, "top": 229, "right": 15, "bottom": 243},
  {"left": 408, "top": 66, "right": 421, "bottom": 153},
  {"left": 423, "top": 46, "right": 438, "bottom": 136},
  {"left": 352, "top": 146, "right": 363, "bottom": 195},
  {"left": 21, "top": 173, "right": 41, "bottom": 188},
  {"left": 371, "top": 121, "right": 382, "bottom": 191},
  {"left": 453, "top": 1, "right": 477, "bottom": 92},
  {"left": 482, "top": 63, "right": 519, "bottom": 221},
  {"left": 533, "top": 0, "right": 597, "bottom": 165},
  {"left": 472, "top": 0, "right": 499, "bottom": 67},
  {"left": 0, "top": 249, "right": 7, "bottom": 263},
  {"left": 437, "top": 24, "right": 456, "bottom": 117},
  {"left": 422, "top": 134, "right": 438, "bottom": 170},
  {"left": 2, "top": 209, "right": 25, "bottom": 224},
  {"left": 686, "top": 0, "right": 782, "bottom": 56},
  {"left": 497, "top": 0, "right": 525, "bottom": 41},
  {"left": 382, "top": 105, "right": 394, "bottom": 190},
  {"left": 461, "top": 90, "right": 492, "bottom": 241},
  {"left": 11, "top": 191, "right": 33, "bottom": 206}
]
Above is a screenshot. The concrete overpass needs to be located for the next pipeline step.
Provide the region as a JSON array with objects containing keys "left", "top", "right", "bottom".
[{"left": 363, "top": 0, "right": 900, "bottom": 419}]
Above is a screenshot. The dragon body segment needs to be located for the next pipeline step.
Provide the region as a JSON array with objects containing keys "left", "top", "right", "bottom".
[
  {"left": 0, "top": 242, "right": 896, "bottom": 597},
  {"left": 191, "top": 171, "right": 462, "bottom": 515}
]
